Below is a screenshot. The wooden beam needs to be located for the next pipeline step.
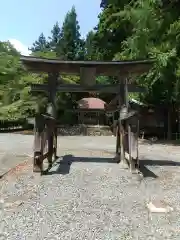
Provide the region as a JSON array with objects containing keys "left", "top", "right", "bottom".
[
  {"left": 31, "top": 83, "right": 146, "bottom": 93},
  {"left": 21, "top": 56, "right": 154, "bottom": 76},
  {"left": 47, "top": 72, "right": 58, "bottom": 163},
  {"left": 80, "top": 67, "right": 96, "bottom": 86}
]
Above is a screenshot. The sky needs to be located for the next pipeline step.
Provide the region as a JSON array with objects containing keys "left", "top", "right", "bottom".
[{"left": 0, "top": 0, "right": 101, "bottom": 55}]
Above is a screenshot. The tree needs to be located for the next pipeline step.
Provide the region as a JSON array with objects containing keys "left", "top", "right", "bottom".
[
  {"left": 84, "top": 31, "right": 97, "bottom": 60},
  {"left": 48, "top": 22, "right": 62, "bottom": 55},
  {"left": 94, "top": 1, "right": 132, "bottom": 60},
  {"left": 0, "top": 42, "right": 55, "bottom": 121},
  {"left": 58, "top": 6, "right": 84, "bottom": 60},
  {"left": 100, "top": 0, "right": 107, "bottom": 8},
  {"left": 29, "top": 33, "right": 49, "bottom": 52},
  {"left": 110, "top": 0, "right": 180, "bottom": 138},
  {"left": 3, "top": 0, "right": 180, "bottom": 135},
  {"left": 0, "top": 41, "right": 21, "bottom": 105}
]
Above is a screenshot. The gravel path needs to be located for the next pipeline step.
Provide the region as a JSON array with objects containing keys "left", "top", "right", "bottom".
[
  {"left": 0, "top": 134, "right": 116, "bottom": 176},
  {"left": 1, "top": 136, "right": 180, "bottom": 239}
]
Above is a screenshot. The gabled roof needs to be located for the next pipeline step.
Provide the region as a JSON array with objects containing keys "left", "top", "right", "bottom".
[{"left": 77, "top": 97, "right": 106, "bottom": 109}]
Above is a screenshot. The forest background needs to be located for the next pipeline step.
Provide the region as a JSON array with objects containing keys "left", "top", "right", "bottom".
[{"left": 0, "top": 0, "right": 180, "bottom": 135}]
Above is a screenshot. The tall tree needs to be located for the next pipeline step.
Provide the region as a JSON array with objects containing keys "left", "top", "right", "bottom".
[
  {"left": 110, "top": 0, "right": 180, "bottom": 137},
  {"left": 29, "top": 33, "right": 49, "bottom": 52},
  {"left": 0, "top": 42, "right": 21, "bottom": 105},
  {"left": 100, "top": 0, "right": 107, "bottom": 9},
  {"left": 58, "top": 6, "right": 84, "bottom": 60},
  {"left": 84, "top": 31, "right": 97, "bottom": 60},
  {"left": 48, "top": 22, "right": 62, "bottom": 55},
  {"left": 94, "top": 1, "right": 132, "bottom": 60}
]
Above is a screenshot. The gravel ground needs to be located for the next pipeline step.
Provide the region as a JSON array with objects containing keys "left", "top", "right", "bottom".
[{"left": 1, "top": 136, "right": 180, "bottom": 239}]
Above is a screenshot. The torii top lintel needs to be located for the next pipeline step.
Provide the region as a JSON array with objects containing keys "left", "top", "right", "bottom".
[{"left": 20, "top": 56, "right": 153, "bottom": 77}]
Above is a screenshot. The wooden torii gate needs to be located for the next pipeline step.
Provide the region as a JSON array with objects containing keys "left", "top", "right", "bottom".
[{"left": 21, "top": 56, "right": 153, "bottom": 174}]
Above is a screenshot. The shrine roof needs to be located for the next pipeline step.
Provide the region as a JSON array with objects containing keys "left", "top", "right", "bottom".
[{"left": 77, "top": 97, "right": 106, "bottom": 109}]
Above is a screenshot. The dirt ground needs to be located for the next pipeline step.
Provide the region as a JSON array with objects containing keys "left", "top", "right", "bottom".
[{"left": 1, "top": 135, "right": 180, "bottom": 239}]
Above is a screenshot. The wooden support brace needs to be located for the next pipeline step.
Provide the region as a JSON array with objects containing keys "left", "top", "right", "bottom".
[
  {"left": 33, "top": 114, "right": 46, "bottom": 172},
  {"left": 124, "top": 77, "right": 137, "bottom": 172},
  {"left": 136, "top": 119, "right": 140, "bottom": 169},
  {"left": 128, "top": 124, "right": 136, "bottom": 173},
  {"left": 47, "top": 120, "right": 54, "bottom": 168},
  {"left": 115, "top": 121, "right": 120, "bottom": 163},
  {"left": 53, "top": 124, "right": 57, "bottom": 161},
  {"left": 47, "top": 72, "right": 58, "bottom": 166},
  {"left": 120, "top": 123, "right": 126, "bottom": 166},
  {"left": 117, "top": 77, "right": 129, "bottom": 169}
]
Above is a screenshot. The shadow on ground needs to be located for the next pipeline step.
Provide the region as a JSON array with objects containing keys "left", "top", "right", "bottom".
[
  {"left": 42, "top": 155, "right": 116, "bottom": 176},
  {"left": 146, "top": 139, "right": 180, "bottom": 146},
  {"left": 139, "top": 159, "right": 180, "bottom": 179},
  {"left": 42, "top": 154, "right": 180, "bottom": 179}
]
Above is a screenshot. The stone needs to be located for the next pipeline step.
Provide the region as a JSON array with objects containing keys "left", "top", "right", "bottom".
[{"left": 147, "top": 201, "right": 173, "bottom": 213}]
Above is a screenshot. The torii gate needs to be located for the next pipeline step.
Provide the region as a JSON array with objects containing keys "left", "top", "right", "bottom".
[{"left": 21, "top": 56, "right": 153, "bottom": 174}]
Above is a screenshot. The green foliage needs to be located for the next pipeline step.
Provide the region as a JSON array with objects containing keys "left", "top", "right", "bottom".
[
  {"left": 1, "top": 1, "right": 180, "bottom": 128},
  {"left": 94, "top": 1, "right": 132, "bottom": 60},
  {"left": 57, "top": 6, "right": 85, "bottom": 60},
  {"left": 84, "top": 31, "right": 97, "bottom": 60},
  {"left": 100, "top": 0, "right": 180, "bottom": 106},
  {"left": 48, "top": 22, "right": 62, "bottom": 54},
  {"left": 29, "top": 33, "right": 49, "bottom": 52}
]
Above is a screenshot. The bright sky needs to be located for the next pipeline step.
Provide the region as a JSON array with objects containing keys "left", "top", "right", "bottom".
[{"left": 0, "top": 0, "right": 101, "bottom": 55}]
